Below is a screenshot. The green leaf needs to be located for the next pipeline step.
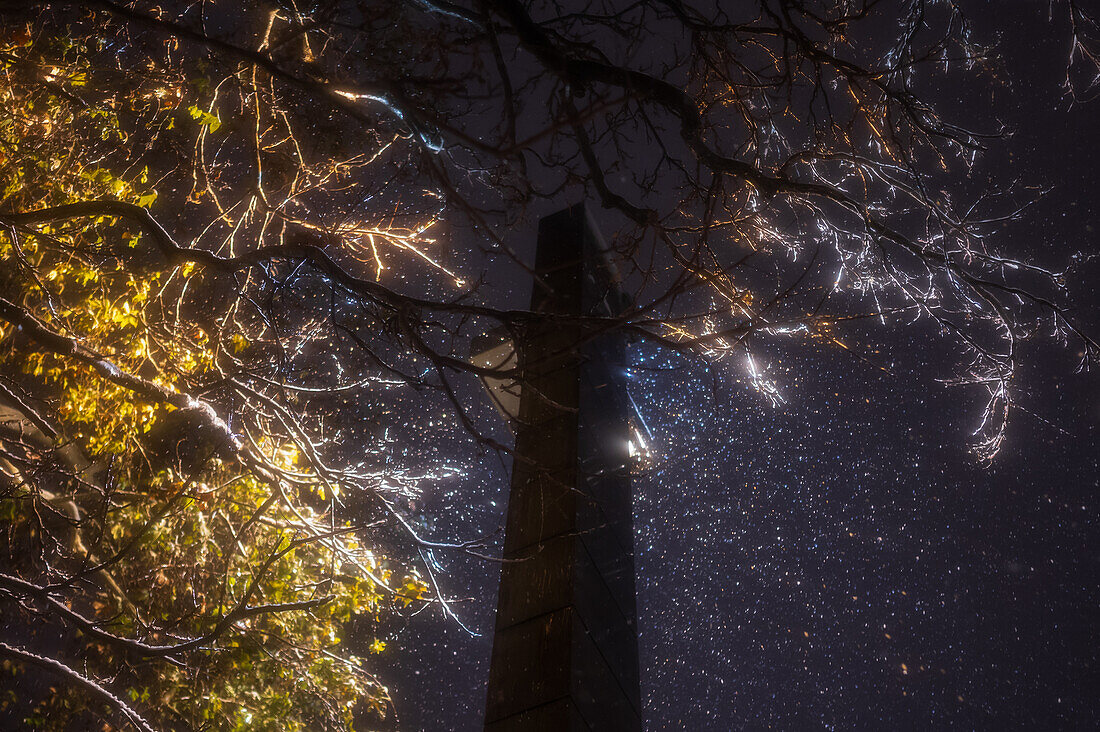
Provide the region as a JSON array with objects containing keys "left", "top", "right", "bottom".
[{"left": 187, "top": 104, "right": 221, "bottom": 133}]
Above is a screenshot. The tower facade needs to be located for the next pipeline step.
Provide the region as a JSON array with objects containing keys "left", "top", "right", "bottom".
[{"left": 483, "top": 205, "right": 642, "bottom": 731}]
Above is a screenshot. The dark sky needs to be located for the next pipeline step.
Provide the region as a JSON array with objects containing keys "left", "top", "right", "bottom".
[{"left": 376, "top": 3, "right": 1098, "bottom": 730}]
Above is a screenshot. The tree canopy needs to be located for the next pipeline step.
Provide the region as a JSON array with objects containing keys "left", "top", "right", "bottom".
[{"left": 0, "top": 1, "right": 1095, "bottom": 730}]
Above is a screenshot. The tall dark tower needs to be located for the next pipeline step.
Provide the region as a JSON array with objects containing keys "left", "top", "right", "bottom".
[{"left": 480, "top": 205, "right": 642, "bottom": 731}]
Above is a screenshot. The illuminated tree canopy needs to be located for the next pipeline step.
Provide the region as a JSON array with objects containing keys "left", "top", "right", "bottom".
[{"left": 0, "top": 1, "right": 1095, "bottom": 730}]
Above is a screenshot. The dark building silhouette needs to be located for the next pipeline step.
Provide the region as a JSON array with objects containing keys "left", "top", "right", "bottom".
[{"left": 480, "top": 205, "right": 642, "bottom": 731}]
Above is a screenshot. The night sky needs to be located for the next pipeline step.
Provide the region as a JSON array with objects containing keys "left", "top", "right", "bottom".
[{"left": 375, "top": 3, "right": 1098, "bottom": 730}]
